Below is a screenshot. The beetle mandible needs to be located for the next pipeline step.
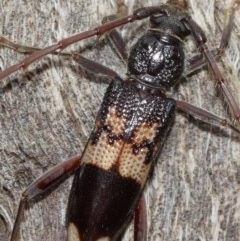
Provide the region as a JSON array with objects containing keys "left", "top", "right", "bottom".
[{"left": 0, "top": 0, "right": 240, "bottom": 241}]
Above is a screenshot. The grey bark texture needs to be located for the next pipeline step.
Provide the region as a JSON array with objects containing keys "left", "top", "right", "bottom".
[{"left": 0, "top": 0, "right": 240, "bottom": 241}]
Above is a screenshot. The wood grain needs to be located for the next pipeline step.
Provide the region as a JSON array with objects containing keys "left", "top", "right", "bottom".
[{"left": 0, "top": 0, "right": 240, "bottom": 240}]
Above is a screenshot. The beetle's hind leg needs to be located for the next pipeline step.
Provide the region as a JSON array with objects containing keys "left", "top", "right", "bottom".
[
  {"left": 176, "top": 100, "right": 240, "bottom": 132},
  {"left": 134, "top": 195, "right": 147, "bottom": 241},
  {"left": 10, "top": 156, "right": 81, "bottom": 241},
  {"left": 114, "top": 194, "right": 147, "bottom": 241}
]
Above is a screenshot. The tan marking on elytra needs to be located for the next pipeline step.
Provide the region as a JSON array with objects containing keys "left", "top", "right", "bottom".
[
  {"left": 82, "top": 106, "right": 126, "bottom": 170},
  {"left": 68, "top": 222, "right": 81, "bottom": 241},
  {"left": 82, "top": 106, "right": 161, "bottom": 186},
  {"left": 119, "top": 122, "right": 159, "bottom": 185},
  {"left": 105, "top": 106, "right": 126, "bottom": 135},
  {"left": 82, "top": 132, "right": 124, "bottom": 170},
  {"left": 119, "top": 144, "right": 151, "bottom": 186},
  {"left": 133, "top": 122, "right": 159, "bottom": 143}
]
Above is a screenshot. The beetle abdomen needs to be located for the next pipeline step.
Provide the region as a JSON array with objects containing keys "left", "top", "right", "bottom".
[{"left": 67, "top": 164, "right": 140, "bottom": 241}]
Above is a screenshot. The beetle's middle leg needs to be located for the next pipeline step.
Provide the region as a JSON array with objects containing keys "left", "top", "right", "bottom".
[{"left": 176, "top": 100, "right": 240, "bottom": 132}]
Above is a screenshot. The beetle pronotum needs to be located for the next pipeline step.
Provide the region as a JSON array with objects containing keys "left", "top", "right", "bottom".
[{"left": 0, "top": 0, "right": 240, "bottom": 240}]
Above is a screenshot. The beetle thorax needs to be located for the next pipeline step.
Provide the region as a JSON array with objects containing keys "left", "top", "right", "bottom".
[{"left": 127, "top": 31, "right": 185, "bottom": 89}]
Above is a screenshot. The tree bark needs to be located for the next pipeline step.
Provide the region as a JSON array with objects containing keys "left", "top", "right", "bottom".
[{"left": 0, "top": 0, "right": 240, "bottom": 241}]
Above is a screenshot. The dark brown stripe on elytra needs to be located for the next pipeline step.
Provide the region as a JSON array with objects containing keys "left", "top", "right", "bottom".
[{"left": 67, "top": 163, "right": 141, "bottom": 241}]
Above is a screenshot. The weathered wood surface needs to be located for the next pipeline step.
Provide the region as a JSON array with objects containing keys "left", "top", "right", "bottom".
[{"left": 0, "top": 0, "right": 240, "bottom": 240}]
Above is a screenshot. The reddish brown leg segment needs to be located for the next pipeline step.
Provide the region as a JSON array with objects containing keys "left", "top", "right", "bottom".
[
  {"left": 200, "top": 45, "right": 240, "bottom": 125},
  {"left": 102, "top": 11, "right": 129, "bottom": 62},
  {"left": 134, "top": 195, "right": 147, "bottom": 241},
  {"left": 11, "top": 155, "right": 81, "bottom": 241},
  {"left": 72, "top": 53, "right": 120, "bottom": 78},
  {"left": 0, "top": 13, "right": 141, "bottom": 80},
  {"left": 0, "top": 6, "right": 175, "bottom": 80},
  {"left": 0, "top": 36, "right": 41, "bottom": 54},
  {"left": 186, "top": 48, "right": 218, "bottom": 74},
  {"left": 186, "top": 1, "right": 239, "bottom": 74},
  {"left": 107, "top": 29, "right": 128, "bottom": 61},
  {"left": 184, "top": 15, "right": 240, "bottom": 125},
  {"left": 219, "top": 1, "right": 240, "bottom": 51},
  {"left": 175, "top": 100, "right": 240, "bottom": 131}
]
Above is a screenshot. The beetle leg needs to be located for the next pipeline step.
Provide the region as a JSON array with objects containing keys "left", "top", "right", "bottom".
[
  {"left": 183, "top": 16, "right": 240, "bottom": 124},
  {"left": 134, "top": 194, "right": 147, "bottom": 241},
  {"left": 72, "top": 53, "right": 121, "bottom": 79},
  {"left": 186, "top": 1, "right": 240, "bottom": 74},
  {"left": 0, "top": 35, "right": 73, "bottom": 58},
  {"left": 105, "top": 29, "right": 128, "bottom": 62},
  {"left": 0, "top": 28, "right": 128, "bottom": 65},
  {"left": 0, "top": 6, "right": 172, "bottom": 80},
  {"left": 11, "top": 155, "right": 81, "bottom": 241},
  {"left": 185, "top": 48, "right": 219, "bottom": 75},
  {"left": 0, "top": 3, "right": 129, "bottom": 63},
  {"left": 176, "top": 100, "right": 240, "bottom": 131},
  {"left": 102, "top": 9, "right": 129, "bottom": 62},
  {"left": 0, "top": 36, "right": 41, "bottom": 54},
  {"left": 0, "top": 12, "right": 139, "bottom": 79},
  {"left": 218, "top": 1, "right": 240, "bottom": 52}
]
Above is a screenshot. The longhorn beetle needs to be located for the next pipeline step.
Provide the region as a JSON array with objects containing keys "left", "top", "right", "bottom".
[{"left": 0, "top": 0, "right": 240, "bottom": 240}]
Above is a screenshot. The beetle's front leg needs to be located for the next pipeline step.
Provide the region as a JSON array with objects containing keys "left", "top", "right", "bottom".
[
  {"left": 182, "top": 6, "right": 240, "bottom": 125},
  {"left": 11, "top": 156, "right": 81, "bottom": 241},
  {"left": 0, "top": 5, "right": 179, "bottom": 80},
  {"left": 186, "top": 1, "right": 240, "bottom": 74}
]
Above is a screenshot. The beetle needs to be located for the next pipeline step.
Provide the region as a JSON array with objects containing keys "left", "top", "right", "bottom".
[{"left": 0, "top": 0, "right": 240, "bottom": 241}]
